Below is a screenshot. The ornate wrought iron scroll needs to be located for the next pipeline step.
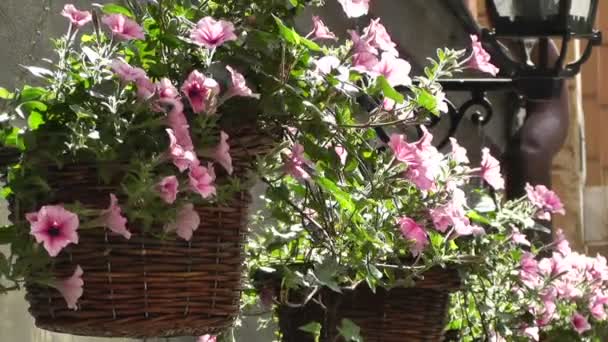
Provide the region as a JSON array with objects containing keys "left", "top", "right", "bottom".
[{"left": 429, "top": 78, "right": 515, "bottom": 149}]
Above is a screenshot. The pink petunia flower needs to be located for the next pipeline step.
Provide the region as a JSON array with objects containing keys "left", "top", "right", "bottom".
[
  {"left": 55, "top": 265, "right": 84, "bottom": 310},
  {"left": 571, "top": 313, "right": 591, "bottom": 334},
  {"left": 315, "top": 56, "right": 341, "bottom": 75},
  {"left": 373, "top": 52, "right": 412, "bottom": 87},
  {"left": 535, "top": 287, "right": 557, "bottom": 326},
  {"left": 480, "top": 147, "right": 505, "bottom": 190},
  {"left": 430, "top": 201, "right": 470, "bottom": 234},
  {"left": 284, "top": 143, "right": 312, "bottom": 181},
  {"left": 165, "top": 203, "right": 200, "bottom": 241},
  {"left": 181, "top": 70, "right": 220, "bottom": 114},
  {"left": 189, "top": 163, "right": 217, "bottom": 199},
  {"left": 136, "top": 76, "right": 156, "bottom": 101},
  {"left": 157, "top": 78, "right": 179, "bottom": 100},
  {"left": 334, "top": 145, "right": 348, "bottom": 165},
  {"left": 351, "top": 52, "right": 379, "bottom": 73},
  {"left": 110, "top": 59, "right": 147, "bottom": 83},
  {"left": 190, "top": 17, "right": 237, "bottom": 49},
  {"left": 523, "top": 326, "right": 540, "bottom": 341},
  {"left": 361, "top": 19, "right": 398, "bottom": 56},
  {"left": 511, "top": 227, "right": 531, "bottom": 246},
  {"left": 590, "top": 254, "right": 608, "bottom": 282},
  {"left": 554, "top": 229, "right": 572, "bottom": 256},
  {"left": 449, "top": 137, "right": 469, "bottom": 164},
  {"left": 590, "top": 293, "right": 608, "bottom": 320},
  {"left": 337, "top": 0, "right": 371, "bottom": 18},
  {"left": 525, "top": 183, "right": 565, "bottom": 220},
  {"left": 469, "top": 35, "right": 499, "bottom": 76},
  {"left": 166, "top": 128, "right": 198, "bottom": 172},
  {"left": 162, "top": 99, "right": 193, "bottom": 148},
  {"left": 349, "top": 30, "right": 378, "bottom": 56},
  {"left": 61, "top": 4, "right": 92, "bottom": 28},
  {"left": 309, "top": 16, "right": 337, "bottom": 40},
  {"left": 398, "top": 217, "right": 428, "bottom": 257},
  {"left": 389, "top": 134, "right": 417, "bottom": 163},
  {"left": 538, "top": 253, "right": 570, "bottom": 278},
  {"left": 100, "top": 194, "right": 131, "bottom": 240},
  {"left": 152, "top": 79, "right": 181, "bottom": 112},
  {"left": 456, "top": 224, "right": 486, "bottom": 237},
  {"left": 157, "top": 176, "right": 179, "bottom": 204},
  {"left": 225, "top": 66, "right": 260, "bottom": 99},
  {"left": 519, "top": 252, "right": 541, "bottom": 288},
  {"left": 27, "top": 205, "right": 79, "bottom": 257},
  {"left": 213, "top": 131, "right": 233, "bottom": 175},
  {"left": 388, "top": 127, "right": 442, "bottom": 191},
  {"left": 198, "top": 335, "right": 217, "bottom": 342},
  {"left": 102, "top": 14, "right": 145, "bottom": 40}
]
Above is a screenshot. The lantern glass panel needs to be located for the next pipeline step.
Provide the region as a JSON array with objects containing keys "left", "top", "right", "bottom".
[
  {"left": 487, "top": 0, "right": 597, "bottom": 37},
  {"left": 493, "top": 0, "right": 560, "bottom": 20},
  {"left": 569, "top": 0, "right": 595, "bottom": 34}
]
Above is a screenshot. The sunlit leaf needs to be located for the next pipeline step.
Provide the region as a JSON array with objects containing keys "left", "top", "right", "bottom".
[
  {"left": 102, "top": 4, "right": 134, "bottom": 18},
  {"left": 0, "top": 87, "right": 13, "bottom": 100},
  {"left": 315, "top": 176, "right": 356, "bottom": 214},
  {"left": 273, "top": 15, "right": 301, "bottom": 45},
  {"left": 299, "top": 322, "right": 322, "bottom": 342},
  {"left": 337, "top": 319, "right": 362, "bottom": 342},
  {"left": 377, "top": 76, "right": 404, "bottom": 103},
  {"left": 27, "top": 112, "right": 45, "bottom": 130}
]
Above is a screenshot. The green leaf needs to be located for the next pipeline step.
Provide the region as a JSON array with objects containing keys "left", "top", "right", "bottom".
[
  {"left": 27, "top": 112, "right": 45, "bottom": 130},
  {"left": 1, "top": 127, "right": 25, "bottom": 150},
  {"left": 16, "top": 101, "right": 47, "bottom": 119},
  {"left": 337, "top": 319, "right": 362, "bottom": 342},
  {"left": 273, "top": 15, "right": 301, "bottom": 45},
  {"left": 19, "top": 86, "right": 46, "bottom": 101},
  {"left": 313, "top": 258, "right": 342, "bottom": 293},
  {"left": 377, "top": 76, "right": 405, "bottom": 104},
  {"left": 301, "top": 37, "right": 322, "bottom": 52},
  {"left": 429, "top": 230, "right": 445, "bottom": 251},
  {"left": 0, "top": 87, "right": 13, "bottom": 100},
  {"left": 0, "top": 187, "right": 12, "bottom": 199},
  {"left": 299, "top": 322, "right": 322, "bottom": 342},
  {"left": 102, "top": 4, "right": 134, "bottom": 18},
  {"left": 315, "top": 176, "right": 356, "bottom": 214},
  {"left": 416, "top": 89, "right": 439, "bottom": 116},
  {"left": 81, "top": 34, "right": 95, "bottom": 43},
  {"left": 466, "top": 211, "right": 491, "bottom": 225},
  {"left": 447, "top": 318, "right": 463, "bottom": 330}
]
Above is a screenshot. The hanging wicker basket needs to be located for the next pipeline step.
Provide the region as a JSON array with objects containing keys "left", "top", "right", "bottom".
[
  {"left": 278, "top": 268, "right": 461, "bottom": 342},
  {"left": 18, "top": 125, "right": 275, "bottom": 338}
]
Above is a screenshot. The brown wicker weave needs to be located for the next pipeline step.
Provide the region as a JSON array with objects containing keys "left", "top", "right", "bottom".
[
  {"left": 278, "top": 269, "right": 461, "bottom": 342},
  {"left": 21, "top": 125, "right": 274, "bottom": 338}
]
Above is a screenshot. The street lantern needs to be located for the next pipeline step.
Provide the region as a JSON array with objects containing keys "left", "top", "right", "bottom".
[{"left": 481, "top": 0, "right": 602, "bottom": 89}]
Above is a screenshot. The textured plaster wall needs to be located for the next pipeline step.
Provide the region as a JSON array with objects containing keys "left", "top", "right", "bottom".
[{"left": 0, "top": 1, "right": 195, "bottom": 341}]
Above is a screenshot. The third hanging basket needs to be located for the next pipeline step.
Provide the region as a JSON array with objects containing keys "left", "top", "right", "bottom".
[{"left": 278, "top": 268, "right": 461, "bottom": 342}]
